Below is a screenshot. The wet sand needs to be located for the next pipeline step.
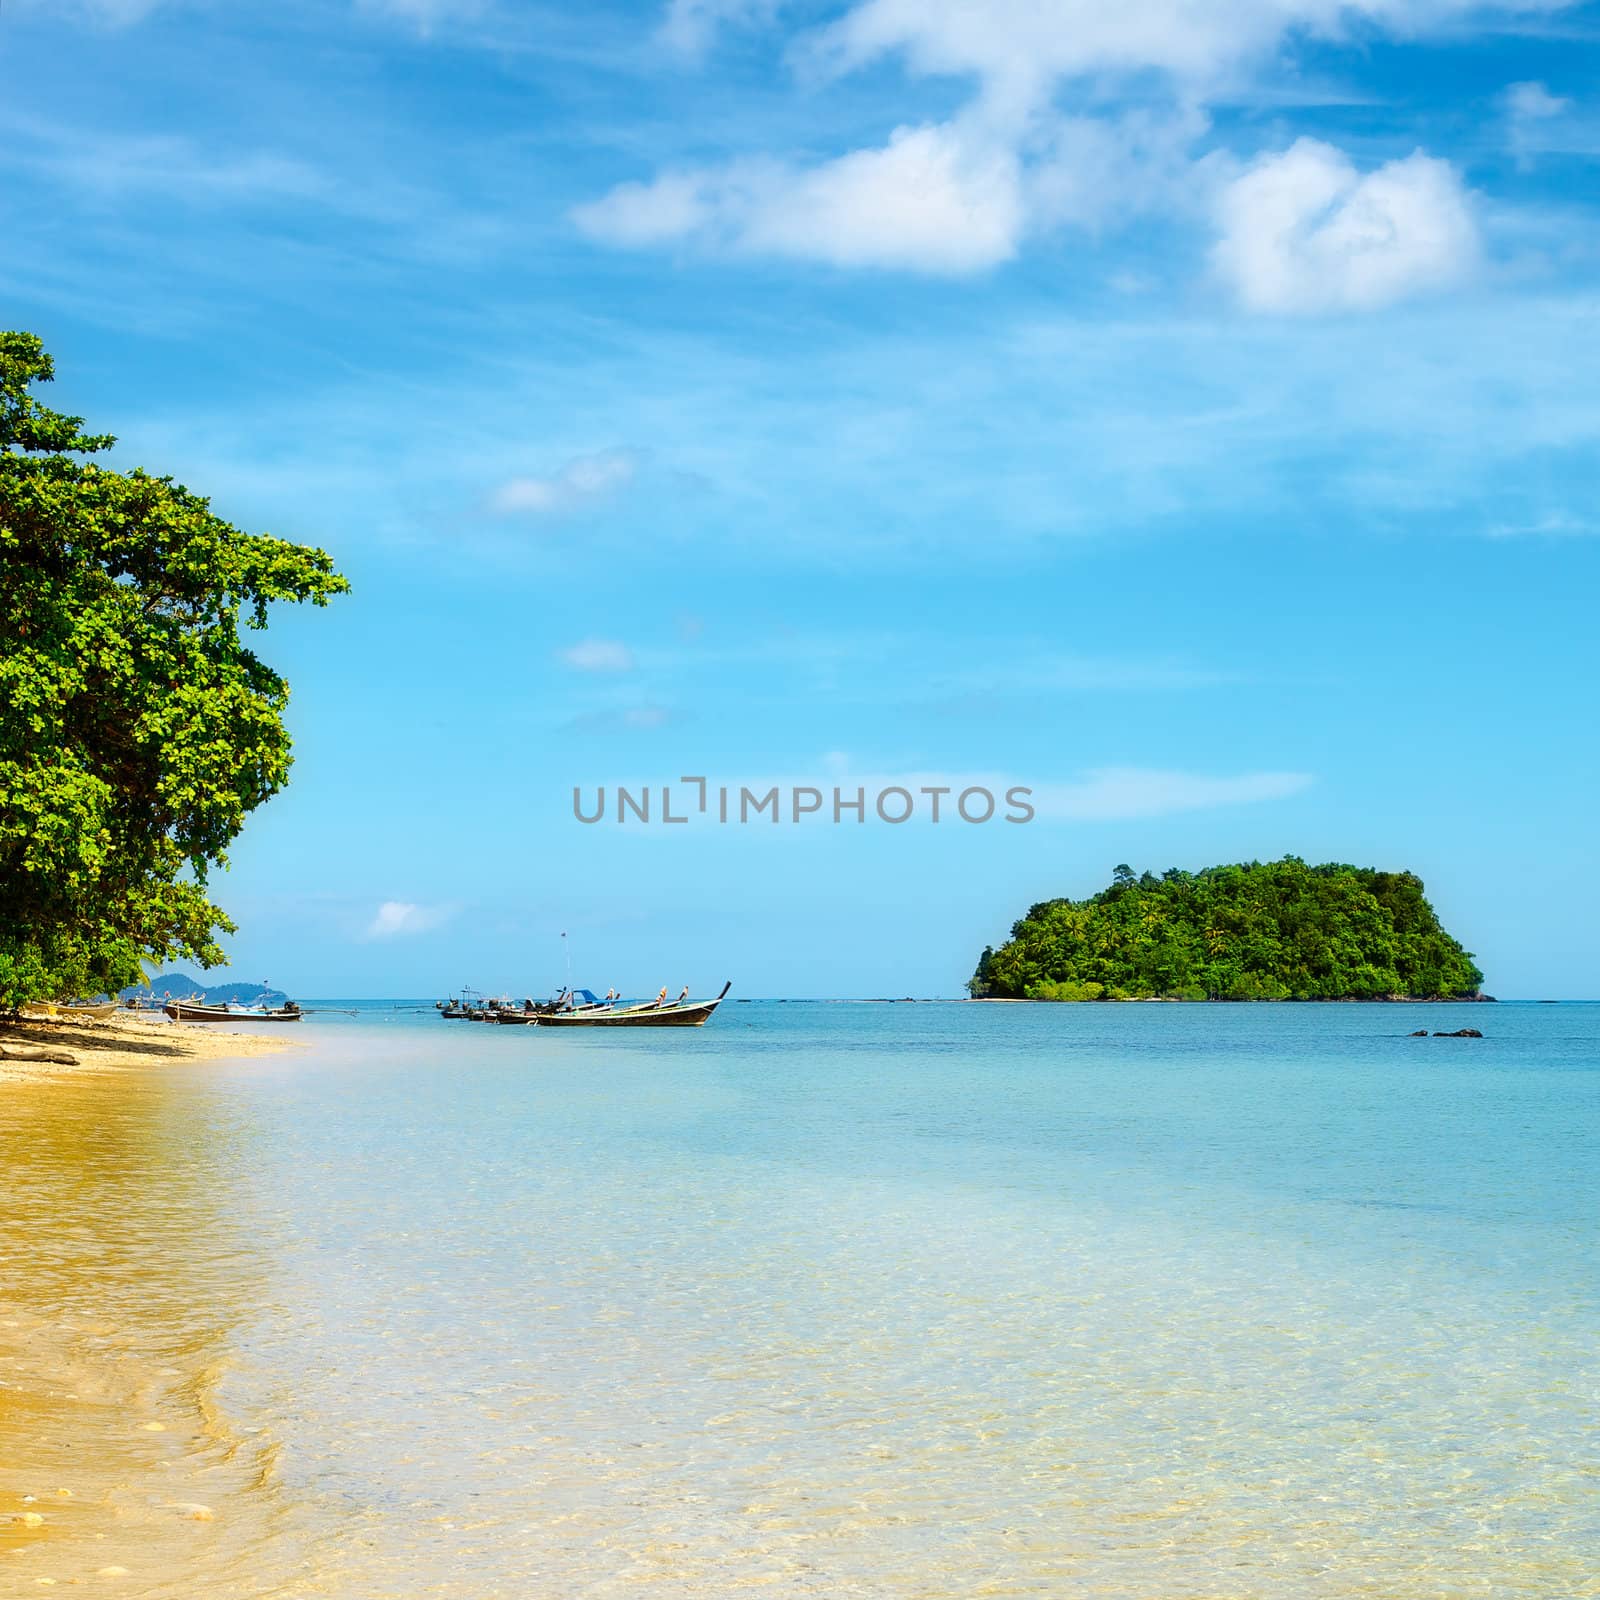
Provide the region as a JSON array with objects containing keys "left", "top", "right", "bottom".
[{"left": 2, "top": 1016, "right": 300, "bottom": 1595}]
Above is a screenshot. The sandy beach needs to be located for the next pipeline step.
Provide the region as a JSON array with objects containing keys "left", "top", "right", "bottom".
[{"left": 0, "top": 1012, "right": 298, "bottom": 1085}]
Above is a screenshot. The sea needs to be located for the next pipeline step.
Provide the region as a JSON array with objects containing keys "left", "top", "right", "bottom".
[{"left": 3, "top": 1000, "right": 1596, "bottom": 1598}]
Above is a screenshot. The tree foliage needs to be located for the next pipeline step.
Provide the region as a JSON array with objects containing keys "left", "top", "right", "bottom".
[
  {"left": 970, "top": 857, "right": 1485, "bottom": 1001},
  {"left": 0, "top": 332, "right": 347, "bottom": 1009}
]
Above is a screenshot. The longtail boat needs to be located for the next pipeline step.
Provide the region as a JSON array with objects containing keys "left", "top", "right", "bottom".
[
  {"left": 493, "top": 1003, "right": 547, "bottom": 1025},
  {"left": 163, "top": 1000, "right": 302, "bottom": 1023},
  {"left": 535, "top": 982, "right": 731, "bottom": 1028}
]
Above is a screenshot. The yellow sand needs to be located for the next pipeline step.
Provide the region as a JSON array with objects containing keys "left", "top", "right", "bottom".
[{"left": 0, "top": 1011, "right": 298, "bottom": 1084}]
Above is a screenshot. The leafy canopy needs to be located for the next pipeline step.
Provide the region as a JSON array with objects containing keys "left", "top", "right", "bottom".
[
  {"left": 0, "top": 332, "right": 347, "bottom": 1009},
  {"left": 970, "top": 857, "right": 1485, "bottom": 1001}
]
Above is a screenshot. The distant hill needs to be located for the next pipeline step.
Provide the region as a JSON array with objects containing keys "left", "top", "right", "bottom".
[
  {"left": 119, "top": 972, "right": 289, "bottom": 1006},
  {"left": 970, "top": 858, "right": 1487, "bottom": 1002}
]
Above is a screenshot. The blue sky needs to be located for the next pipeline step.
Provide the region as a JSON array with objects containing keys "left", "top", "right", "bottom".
[{"left": 5, "top": 0, "right": 1599, "bottom": 997}]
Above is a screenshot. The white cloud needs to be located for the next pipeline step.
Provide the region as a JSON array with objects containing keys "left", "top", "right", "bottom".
[
  {"left": 365, "top": 900, "right": 455, "bottom": 938},
  {"left": 575, "top": 120, "right": 1023, "bottom": 274},
  {"left": 595, "top": 0, "right": 1562, "bottom": 290},
  {"left": 1212, "top": 139, "right": 1478, "bottom": 313},
  {"left": 799, "top": 0, "right": 1571, "bottom": 104},
  {"left": 559, "top": 638, "right": 637, "bottom": 672},
  {"left": 489, "top": 450, "right": 637, "bottom": 516},
  {"left": 1031, "top": 767, "right": 1314, "bottom": 820},
  {"left": 803, "top": 0, "right": 1275, "bottom": 101}
]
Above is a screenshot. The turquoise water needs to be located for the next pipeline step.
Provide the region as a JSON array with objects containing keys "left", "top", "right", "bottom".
[{"left": 14, "top": 1002, "right": 1600, "bottom": 1596}]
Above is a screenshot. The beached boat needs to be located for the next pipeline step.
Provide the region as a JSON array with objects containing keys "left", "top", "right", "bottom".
[
  {"left": 164, "top": 1000, "right": 302, "bottom": 1023},
  {"left": 21, "top": 999, "right": 122, "bottom": 1021},
  {"left": 535, "top": 982, "right": 732, "bottom": 1028}
]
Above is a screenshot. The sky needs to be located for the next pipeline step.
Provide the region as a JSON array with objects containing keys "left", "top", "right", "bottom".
[{"left": 4, "top": 0, "right": 1599, "bottom": 998}]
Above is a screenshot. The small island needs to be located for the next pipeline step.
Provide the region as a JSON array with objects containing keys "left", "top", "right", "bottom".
[{"left": 970, "top": 858, "right": 1488, "bottom": 1001}]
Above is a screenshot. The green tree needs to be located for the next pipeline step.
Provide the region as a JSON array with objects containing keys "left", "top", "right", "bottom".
[{"left": 0, "top": 333, "right": 348, "bottom": 1010}]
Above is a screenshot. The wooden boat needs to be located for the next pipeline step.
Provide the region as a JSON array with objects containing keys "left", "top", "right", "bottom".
[
  {"left": 163, "top": 1000, "right": 302, "bottom": 1023},
  {"left": 493, "top": 1006, "right": 541, "bottom": 1025},
  {"left": 22, "top": 1000, "right": 121, "bottom": 1021},
  {"left": 535, "top": 982, "right": 731, "bottom": 1028}
]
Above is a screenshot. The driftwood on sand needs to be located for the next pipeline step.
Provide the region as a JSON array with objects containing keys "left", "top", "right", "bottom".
[{"left": 0, "top": 1043, "right": 80, "bottom": 1065}]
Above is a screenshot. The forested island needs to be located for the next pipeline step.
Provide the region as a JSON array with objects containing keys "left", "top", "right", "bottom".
[{"left": 970, "top": 858, "right": 1487, "bottom": 1001}]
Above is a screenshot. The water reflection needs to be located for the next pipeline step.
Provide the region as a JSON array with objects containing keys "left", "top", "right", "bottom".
[{"left": 0, "top": 1064, "right": 294, "bottom": 1596}]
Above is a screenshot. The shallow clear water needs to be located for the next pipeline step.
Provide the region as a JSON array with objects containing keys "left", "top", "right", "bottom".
[{"left": 5, "top": 1003, "right": 1597, "bottom": 1597}]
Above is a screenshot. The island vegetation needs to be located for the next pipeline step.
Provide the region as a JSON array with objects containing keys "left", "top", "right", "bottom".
[
  {"left": 0, "top": 332, "right": 347, "bottom": 1013},
  {"left": 970, "top": 858, "right": 1486, "bottom": 1001}
]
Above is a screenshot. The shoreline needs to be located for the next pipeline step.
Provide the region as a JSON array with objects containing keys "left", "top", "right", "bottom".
[{"left": 0, "top": 1011, "right": 300, "bottom": 1084}]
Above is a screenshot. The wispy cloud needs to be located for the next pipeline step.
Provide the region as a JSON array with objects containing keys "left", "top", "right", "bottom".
[
  {"left": 356, "top": 0, "right": 491, "bottom": 28},
  {"left": 657, "top": 0, "right": 781, "bottom": 59},
  {"left": 1503, "top": 79, "right": 1600, "bottom": 164},
  {"left": 489, "top": 450, "right": 638, "bottom": 516},
  {"left": 559, "top": 638, "right": 637, "bottom": 672},
  {"left": 16, "top": 0, "right": 172, "bottom": 24},
  {"left": 365, "top": 900, "right": 456, "bottom": 938},
  {"left": 0, "top": 112, "right": 334, "bottom": 206},
  {"left": 567, "top": 703, "right": 684, "bottom": 731},
  {"left": 1486, "top": 510, "right": 1598, "bottom": 538}
]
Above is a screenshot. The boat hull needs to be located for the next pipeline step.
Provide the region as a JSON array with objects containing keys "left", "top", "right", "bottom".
[
  {"left": 22, "top": 1001, "right": 120, "bottom": 1021},
  {"left": 163, "top": 1002, "right": 301, "bottom": 1023}
]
